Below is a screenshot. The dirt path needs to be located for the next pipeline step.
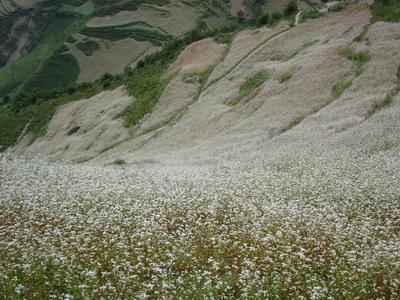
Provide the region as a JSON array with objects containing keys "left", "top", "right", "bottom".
[{"left": 295, "top": 10, "right": 304, "bottom": 26}]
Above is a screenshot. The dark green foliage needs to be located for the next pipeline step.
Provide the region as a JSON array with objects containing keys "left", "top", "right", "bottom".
[
  {"left": 371, "top": 0, "right": 400, "bottom": 22},
  {"left": 54, "top": 44, "right": 69, "bottom": 54},
  {"left": 271, "top": 12, "right": 283, "bottom": 23},
  {"left": 100, "top": 73, "right": 114, "bottom": 88},
  {"left": 66, "top": 36, "right": 77, "bottom": 43},
  {"left": 256, "top": 14, "right": 270, "bottom": 26},
  {"left": 22, "top": 53, "right": 80, "bottom": 94},
  {"left": 244, "top": 0, "right": 266, "bottom": 20},
  {"left": 136, "top": 60, "right": 145, "bottom": 68},
  {"left": 284, "top": 0, "right": 298, "bottom": 16},
  {"left": 113, "top": 159, "right": 126, "bottom": 165},
  {"left": 76, "top": 40, "right": 100, "bottom": 56},
  {"left": 122, "top": 63, "right": 168, "bottom": 127},
  {"left": 301, "top": 9, "right": 323, "bottom": 22}
]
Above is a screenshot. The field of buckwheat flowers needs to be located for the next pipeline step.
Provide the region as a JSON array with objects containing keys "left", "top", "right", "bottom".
[{"left": 0, "top": 151, "right": 399, "bottom": 299}]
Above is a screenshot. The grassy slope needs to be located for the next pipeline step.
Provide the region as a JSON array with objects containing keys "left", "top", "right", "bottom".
[
  {"left": 0, "top": 15, "right": 83, "bottom": 98},
  {"left": 0, "top": 0, "right": 308, "bottom": 150}
]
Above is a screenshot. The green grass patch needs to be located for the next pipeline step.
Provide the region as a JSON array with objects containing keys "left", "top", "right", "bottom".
[
  {"left": 229, "top": 69, "right": 269, "bottom": 105},
  {"left": 76, "top": 40, "right": 100, "bottom": 56},
  {"left": 122, "top": 63, "right": 169, "bottom": 127},
  {"left": 371, "top": 0, "right": 400, "bottom": 22},
  {"left": 341, "top": 47, "right": 370, "bottom": 77},
  {"left": 332, "top": 80, "right": 352, "bottom": 99}
]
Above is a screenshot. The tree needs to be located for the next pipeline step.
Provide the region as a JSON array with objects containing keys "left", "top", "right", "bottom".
[
  {"left": 284, "top": 0, "right": 298, "bottom": 16},
  {"left": 237, "top": 10, "right": 246, "bottom": 24}
]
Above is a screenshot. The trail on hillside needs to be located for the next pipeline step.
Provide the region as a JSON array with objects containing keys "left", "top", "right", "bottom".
[{"left": 295, "top": 10, "right": 304, "bottom": 26}]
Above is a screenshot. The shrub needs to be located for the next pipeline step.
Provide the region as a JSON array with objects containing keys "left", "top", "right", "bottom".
[
  {"left": 66, "top": 36, "right": 77, "bottom": 43},
  {"left": 371, "top": 0, "right": 400, "bottom": 22},
  {"left": 256, "top": 14, "right": 270, "bottom": 26},
  {"left": 136, "top": 60, "right": 145, "bottom": 69},
  {"left": 76, "top": 40, "right": 100, "bottom": 56},
  {"left": 284, "top": 0, "right": 298, "bottom": 16},
  {"left": 113, "top": 159, "right": 126, "bottom": 165}
]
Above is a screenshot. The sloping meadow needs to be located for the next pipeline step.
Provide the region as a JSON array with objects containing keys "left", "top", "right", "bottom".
[{"left": 0, "top": 148, "right": 399, "bottom": 298}]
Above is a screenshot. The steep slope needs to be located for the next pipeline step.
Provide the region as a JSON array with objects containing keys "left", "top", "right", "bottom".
[
  {"left": 10, "top": 5, "right": 400, "bottom": 168},
  {"left": 0, "top": 0, "right": 233, "bottom": 98}
]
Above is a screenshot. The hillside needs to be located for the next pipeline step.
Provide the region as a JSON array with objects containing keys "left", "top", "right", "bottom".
[
  {"left": 1, "top": 0, "right": 400, "bottom": 298},
  {"left": 0, "top": 0, "right": 304, "bottom": 99}
]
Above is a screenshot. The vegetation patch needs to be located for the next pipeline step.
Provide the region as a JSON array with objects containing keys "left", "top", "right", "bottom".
[
  {"left": 113, "top": 159, "right": 126, "bottom": 165},
  {"left": 81, "top": 26, "right": 171, "bottom": 46},
  {"left": 341, "top": 46, "right": 370, "bottom": 77},
  {"left": 280, "top": 67, "right": 296, "bottom": 83},
  {"left": 371, "top": 0, "right": 400, "bottom": 22},
  {"left": 76, "top": 40, "right": 100, "bottom": 56},
  {"left": 66, "top": 36, "right": 77, "bottom": 44},
  {"left": 332, "top": 80, "right": 352, "bottom": 99},
  {"left": 301, "top": 9, "right": 323, "bottom": 23},
  {"left": 122, "top": 63, "right": 169, "bottom": 127},
  {"left": 229, "top": 69, "right": 269, "bottom": 105},
  {"left": 0, "top": 14, "right": 83, "bottom": 98},
  {"left": 92, "top": 0, "right": 170, "bottom": 17},
  {"left": 22, "top": 53, "right": 80, "bottom": 94}
]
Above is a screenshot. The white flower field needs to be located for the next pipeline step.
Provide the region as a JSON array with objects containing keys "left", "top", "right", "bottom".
[{"left": 1, "top": 150, "right": 399, "bottom": 299}]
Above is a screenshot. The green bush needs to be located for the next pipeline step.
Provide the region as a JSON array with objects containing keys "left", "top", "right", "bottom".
[
  {"left": 284, "top": 0, "right": 298, "bottom": 16},
  {"left": 76, "top": 40, "right": 100, "bottom": 56},
  {"left": 113, "top": 159, "right": 126, "bottom": 165},
  {"left": 66, "top": 36, "right": 77, "bottom": 43},
  {"left": 371, "top": 0, "right": 400, "bottom": 22}
]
